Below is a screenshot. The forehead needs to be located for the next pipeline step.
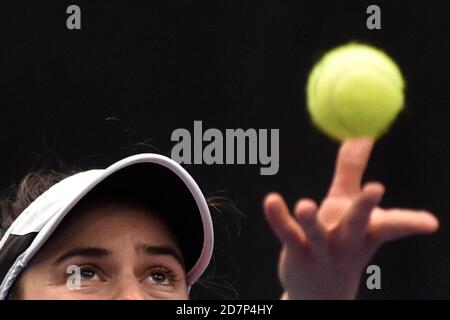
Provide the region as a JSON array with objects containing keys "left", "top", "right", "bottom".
[
  {"left": 68, "top": 200, "right": 176, "bottom": 238},
  {"left": 32, "top": 199, "right": 182, "bottom": 262}
]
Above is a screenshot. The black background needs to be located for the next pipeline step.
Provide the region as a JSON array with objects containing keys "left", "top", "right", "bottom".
[{"left": 0, "top": 1, "right": 449, "bottom": 299}]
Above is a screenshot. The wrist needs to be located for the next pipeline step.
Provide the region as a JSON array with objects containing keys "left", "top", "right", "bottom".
[{"left": 280, "top": 292, "right": 290, "bottom": 300}]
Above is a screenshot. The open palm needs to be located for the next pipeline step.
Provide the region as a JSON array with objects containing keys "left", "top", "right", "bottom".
[{"left": 263, "top": 138, "right": 438, "bottom": 299}]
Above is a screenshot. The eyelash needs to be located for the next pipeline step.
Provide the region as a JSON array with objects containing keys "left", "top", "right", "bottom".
[
  {"left": 66, "top": 264, "right": 104, "bottom": 283},
  {"left": 79, "top": 265, "right": 103, "bottom": 279},
  {"left": 65, "top": 264, "right": 180, "bottom": 285},
  {"left": 147, "top": 266, "right": 179, "bottom": 286}
]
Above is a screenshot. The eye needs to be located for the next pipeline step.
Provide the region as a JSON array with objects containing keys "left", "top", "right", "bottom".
[
  {"left": 149, "top": 271, "right": 169, "bottom": 285},
  {"left": 79, "top": 266, "right": 101, "bottom": 282},
  {"left": 66, "top": 265, "right": 103, "bottom": 290},
  {"left": 147, "top": 268, "right": 175, "bottom": 286}
]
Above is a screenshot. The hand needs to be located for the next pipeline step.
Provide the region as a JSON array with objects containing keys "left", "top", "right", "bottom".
[{"left": 263, "top": 138, "right": 439, "bottom": 300}]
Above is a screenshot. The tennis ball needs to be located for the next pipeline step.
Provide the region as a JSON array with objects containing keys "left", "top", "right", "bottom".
[{"left": 306, "top": 43, "right": 405, "bottom": 141}]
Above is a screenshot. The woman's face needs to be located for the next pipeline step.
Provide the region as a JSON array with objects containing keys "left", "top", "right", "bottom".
[{"left": 15, "top": 200, "right": 189, "bottom": 300}]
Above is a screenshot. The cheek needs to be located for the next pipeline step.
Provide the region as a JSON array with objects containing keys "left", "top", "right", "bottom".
[
  {"left": 148, "top": 289, "right": 189, "bottom": 300},
  {"left": 23, "top": 287, "right": 102, "bottom": 300},
  {"left": 22, "top": 286, "right": 190, "bottom": 300},
  {"left": 178, "top": 291, "right": 190, "bottom": 300},
  {"left": 16, "top": 268, "right": 65, "bottom": 300}
]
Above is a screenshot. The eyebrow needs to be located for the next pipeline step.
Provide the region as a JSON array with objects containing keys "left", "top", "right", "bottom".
[
  {"left": 136, "top": 244, "right": 185, "bottom": 268},
  {"left": 53, "top": 247, "right": 111, "bottom": 266},
  {"left": 52, "top": 245, "right": 185, "bottom": 269}
]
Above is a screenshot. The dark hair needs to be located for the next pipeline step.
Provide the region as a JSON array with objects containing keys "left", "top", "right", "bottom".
[
  {"left": 0, "top": 170, "right": 80, "bottom": 238},
  {"left": 0, "top": 169, "right": 80, "bottom": 299}
]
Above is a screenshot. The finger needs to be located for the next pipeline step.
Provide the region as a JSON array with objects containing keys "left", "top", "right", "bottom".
[
  {"left": 341, "top": 182, "right": 385, "bottom": 242},
  {"left": 368, "top": 209, "right": 439, "bottom": 243},
  {"left": 294, "top": 198, "right": 318, "bottom": 223},
  {"left": 294, "top": 198, "right": 326, "bottom": 252},
  {"left": 328, "top": 138, "right": 375, "bottom": 198},
  {"left": 263, "top": 193, "right": 306, "bottom": 248}
]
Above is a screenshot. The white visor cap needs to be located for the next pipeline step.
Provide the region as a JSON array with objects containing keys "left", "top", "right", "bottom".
[{"left": 0, "top": 153, "right": 214, "bottom": 299}]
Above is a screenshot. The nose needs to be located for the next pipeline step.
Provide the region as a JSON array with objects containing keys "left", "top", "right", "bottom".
[
  {"left": 111, "top": 277, "right": 148, "bottom": 300},
  {"left": 114, "top": 289, "right": 147, "bottom": 300}
]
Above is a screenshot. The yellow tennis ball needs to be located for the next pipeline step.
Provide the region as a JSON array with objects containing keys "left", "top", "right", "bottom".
[{"left": 306, "top": 43, "right": 405, "bottom": 141}]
